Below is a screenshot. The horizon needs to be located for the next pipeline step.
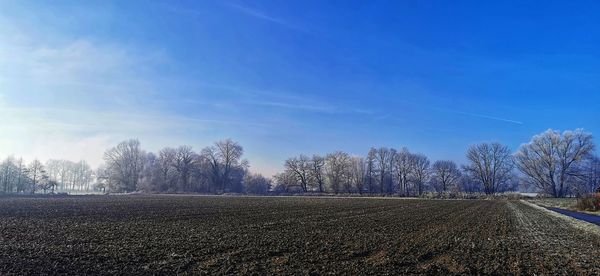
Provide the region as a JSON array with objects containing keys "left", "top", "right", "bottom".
[{"left": 1, "top": 0, "right": 599, "bottom": 176}]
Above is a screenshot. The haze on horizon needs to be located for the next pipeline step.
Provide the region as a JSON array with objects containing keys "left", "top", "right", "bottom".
[{"left": 1, "top": 0, "right": 599, "bottom": 176}]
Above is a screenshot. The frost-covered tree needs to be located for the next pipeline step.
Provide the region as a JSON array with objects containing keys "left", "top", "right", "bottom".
[
  {"left": 325, "top": 151, "right": 351, "bottom": 193},
  {"left": 27, "top": 159, "right": 47, "bottom": 194},
  {"left": 285, "top": 155, "right": 312, "bottom": 192},
  {"left": 394, "top": 148, "right": 413, "bottom": 196},
  {"left": 244, "top": 173, "right": 271, "bottom": 195},
  {"left": 365, "top": 148, "right": 377, "bottom": 194},
  {"left": 154, "top": 148, "right": 177, "bottom": 192},
  {"left": 200, "top": 139, "right": 247, "bottom": 192},
  {"left": 310, "top": 155, "right": 326, "bottom": 193},
  {"left": 571, "top": 155, "right": 600, "bottom": 196},
  {"left": 515, "top": 129, "right": 595, "bottom": 198},
  {"left": 464, "top": 143, "right": 514, "bottom": 195},
  {"left": 432, "top": 160, "right": 461, "bottom": 193},
  {"left": 175, "top": 146, "right": 196, "bottom": 191},
  {"left": 103, "top": 139, "right": 145, "bottom": 192},
  {"left": 375, "top": 147, "right": 393, "bottom": 194},
  {"left": 349, "top": 156, "right": 366, "bottom": 193},
  {"left": 272, "top": 170, "right": 300, "bottom": 193},
  {"left": 410, "top": 153, "right": 430, "bottom": 196}
]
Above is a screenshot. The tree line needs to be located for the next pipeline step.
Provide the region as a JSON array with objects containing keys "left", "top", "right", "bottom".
[
  {"left": 1, "top": 129, "right": 598, "bottom": 197},
  {"left": 96, "top": 138, "right": 270, "bottom": 194},
  {"left": 0, "top": 158, "right": 94, "bottom": 194},
  {"left": 275, "top": 129, "right": 599, "bottom": 198}
]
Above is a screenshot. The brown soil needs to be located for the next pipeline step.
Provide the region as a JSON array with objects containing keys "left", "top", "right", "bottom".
[{"left": 0, "top": 195, "right": 599, "bottom": 274}]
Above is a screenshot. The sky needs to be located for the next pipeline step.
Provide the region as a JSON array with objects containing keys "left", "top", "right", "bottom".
[{"left": 0, "top": 0, "right": 599, "bottom": 176}]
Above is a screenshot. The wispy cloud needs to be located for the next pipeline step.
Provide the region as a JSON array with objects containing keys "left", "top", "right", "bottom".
[
  {"left": 393, "top": 98, "right": 524, "bottom": 125},
  {"left": 191, "top": 81, "right": 373, "bottom": 115},
  {"left": 434, "top": 107, "right": 524, "bottom": 125},
  {"left": 454, "top": 111, "right": 523, "bottom": 125},
  {"left": 222, "top": 2, "right": 312, "bottom": 33},
  {"left": 249, "top": 100, "right": 338, "bottom": 113}
]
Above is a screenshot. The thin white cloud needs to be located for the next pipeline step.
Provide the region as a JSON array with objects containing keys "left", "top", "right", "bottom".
[
  {"left": 249, "top": 100, "right": 338, "bottom": 113},
  {"left": 453, "top": 110, "right": 524, "bottom": 125},
  {"left": 433, "top": 107, "right": 524, "bottom": 125},
  {"left": 222, "top": 2, "right": 312, "bottom": 33}
]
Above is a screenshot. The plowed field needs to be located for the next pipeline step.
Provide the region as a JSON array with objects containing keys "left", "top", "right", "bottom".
[{"left": 1, "top": 196, "right": 599, "bottom": 274}]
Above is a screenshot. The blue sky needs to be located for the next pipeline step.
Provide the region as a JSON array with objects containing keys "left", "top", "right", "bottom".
[{"left": 1, "top": 0, "right": 599, "bottom": 175}]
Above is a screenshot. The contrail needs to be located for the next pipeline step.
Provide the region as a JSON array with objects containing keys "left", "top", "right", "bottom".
[{"left": 440, "top": 108, "right": 524, "bottom": 125}]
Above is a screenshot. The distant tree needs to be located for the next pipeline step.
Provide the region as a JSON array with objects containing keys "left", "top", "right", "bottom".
[
  {"left": 394, "top": 148, "right": 413, "bottom": 196},
  {"left": 157, "top": 148, "right": 178, "bottom": 191},
  {"left": 94, "top": 164, "right": 111, "bottom": 193},
  {"left": 58, "top": 160, "right": 70, "bottom": 190},
  {"left": 410, "top": 153, "right": 430, "bottom": 196},
  {"left": 15, "top": 158, "right": 26, "bottom": 193},
  {"left": 515, "top": 129, "right": 595, "bottom": 198},
  {"left": 244, "top": 173, "right": 271, "bottom": 195},
  {"left": 27, "top": 160, "right": 47, "bottom": 194},
  {"left": 200, "top": 139, "right": 246, "bottom": 193},
  {"left": 41, "top": 179, "right": 58, "bottom": 194},
  {"left": 285, "top": 155, "right": 311, "bottom": 192},
  {"left": 375, "top": 147, "right": 393, "bottom": 194},
  {"left": 310, "top": 155, "right": 326, "bottom": 193},
  {"left": 138, "top": 152, "right": 158, "bottom": 192},
  {"left": 463, "top": 143, "right": 514, "bottom": 195},
  {"left": 175, "top": 146, "right": 196, "bottom": 191},
  {"left": 215, "top": 139, "right": 245, "bottom": 192},
  {"left": 103, "top": 139, "right": 145, "bottom": 192},
  {"left": 388, "top": 148, "right": 397, "bottom": 193},
  {"left": 1, "top": 157, "right": 17, "bottom": 193},
  {"left": 201, "top": 146, "right": 221, "bottom": 192},
  {"left": 432, "top": 160, "right": 461, "bottom": 193},
  {"left": 458, "top": 174, "right": 482, "bottom": 194},
  {"left": 365, "top": 148, "right": 377, "bottom": 194},
  {"left": 350, "top": 156, "right": 366, "bottom": 194},
  {"left": 325, "top": 151, "right": 351, "bottom": 193},
  {"left": 572, "top": 155, "right": 600, "bottom": 196},
  {"left": 272, "top": 171, "right": 300, "bottom": 193}
]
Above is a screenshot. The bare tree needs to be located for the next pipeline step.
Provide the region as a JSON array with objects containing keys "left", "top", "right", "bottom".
[
  {"left": 216, "top": 139, "right": 245, "bottom": 192},
  {"left": 515, "top": 129, "right": 595, "bottom": 198},
  {"left": 285, "top": 155, "right": 311, "bottom": 192},
  {"left": 54, "top": 160, "right": 71, "bottom": 191},
  {"left": 375, "top": 147, "right": 393, "bottom": 194},
  {"left": 310, "top": 155, "right": 326, "bottom": 193},
  {"left": 1, "top": 157, "right": 17, "bottom": 193},
  {"left": 15, "top": 158, "right": 25, "bottom": 193},
  {"left": 175, "top": 146, "right": 196, "bottom": 191},
  {"left": 584, "top": 156, "right": 600, "bottom": 194},
  {"left": 394, "top": 148, "right": 413, "bottom": 196},
  {"left": 273, "top": 171, "right": 300, "bottom": 193},
  {"left": 432, "top": 160, "right": 461, "bottom": 193},
  {"left": 200, "top": 139, "right": 246, "bottom": 193},
  {"left": 157, "top": 147, "right": 177, "bottom": 191},
  {"left": 244, "top": 173, "right": 271, "bottom": 195},
  {"left": 350, "top": 156, "right": 366, "bottom": 194},
  {"left": 325, "top": 151, "right": 351, "bottom": 193},
  {"left": 103, "top": 139, "right": 145, "bottom": 192},
  {"left": 365, "top": 148, "right": 377, "bottom": 194},
  {"left": 201, "top": 146, "right": 221, "bottom": 192},
  {"left": 27, "top": 159, "right": 47, "bottom": 194},
  {"left": 410, "top": 153, "right": 430, "bottom": 196},
  {"left": 463, "top": 143, "right": 514, "bottom": 195}
]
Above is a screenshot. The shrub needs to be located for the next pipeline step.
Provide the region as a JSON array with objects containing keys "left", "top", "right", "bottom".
[{"left": 576, "top": 194, "right": 600, "bottom": 211}]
